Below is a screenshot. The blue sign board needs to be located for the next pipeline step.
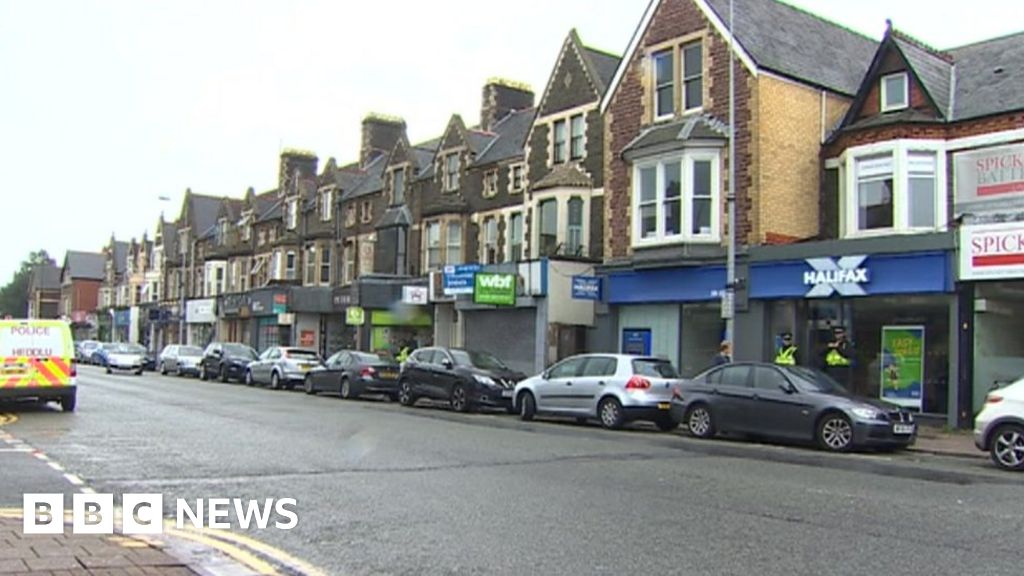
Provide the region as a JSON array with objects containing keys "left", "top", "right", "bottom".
[
  {"left": 113, "top": 309, "right": 131, "bottom": 327},
  {"left": 571, "top": 275, "right": 602, "bottom": 300},
  {"left": 443, "top": 263, "right": 481, "bottom": 296},
  {"left": 621, "top": 329, "right": 652, "bottom": 356}
]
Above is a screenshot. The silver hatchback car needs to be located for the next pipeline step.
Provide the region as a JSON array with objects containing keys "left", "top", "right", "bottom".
[{"left": 513, "top": 353, "right": 683, "bottom": 430}]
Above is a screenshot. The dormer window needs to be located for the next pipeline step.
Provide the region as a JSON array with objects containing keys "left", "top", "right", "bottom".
[
  {"left": 239, "top": 212, "right": 253, "bottom": 242},
  {"left": 881, "top": 72, "right": 908, "bottom": 112},
  {"left": 286, "top": 198, "right": 298, "bottom": 230},
  {"left": 320, "top": 190, "right": 332, "bottom": 222},
  {"left": 444, "top": 153, "right": 460, "bottom": 192},
  {"left": 392, "top": 168, "right": 406, "bottom": 205},
  {"left": 216, "top": 219, "right": 228, "bottom": 246}
]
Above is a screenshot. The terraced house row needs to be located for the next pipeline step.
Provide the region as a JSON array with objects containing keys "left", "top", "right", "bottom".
[{"left": 52, "top": 0, "right": 1023, "bottom": 428}]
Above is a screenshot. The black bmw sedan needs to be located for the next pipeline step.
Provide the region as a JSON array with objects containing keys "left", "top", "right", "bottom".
[{"left": 670, "top": 362, "right": 917, "bottom": 452}]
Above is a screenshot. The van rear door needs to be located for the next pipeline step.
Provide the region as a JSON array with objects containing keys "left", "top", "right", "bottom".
[{"left": 0, "top": 320, "right": 74, "bottom": 390}]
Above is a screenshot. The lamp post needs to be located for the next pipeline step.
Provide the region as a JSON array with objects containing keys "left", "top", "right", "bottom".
[{"left": 723, "top": 0, "right": 738, "bottom": 345}]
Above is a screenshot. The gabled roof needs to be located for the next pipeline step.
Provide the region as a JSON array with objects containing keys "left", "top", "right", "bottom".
[
  {"left": 949, "top": 30, "right": 1024, "bottom": 120},
  {"left": 186, "top": 193, "right": 224, "bottom": 238},
  {"left": 582, "top": 45, "right": 622, "bottom": 95},
  {"left": 892, "top": 33, "right": 951, "bottom": 117},
  {"left": 31, "top": 264, "right": 61, "bottom": 291},
  {"left": 160, "top": 220, "right": 178, "bottom": 255},
  {"left": 602, "top": 0, "right": 878, "bottom": 112},
  {"left": 112, "top": 241, "right": 129, "bottom": 274},
  {"left": 343, "top": 154, "right": 387, "bottom": 200},
  {"left": 377, "top": 206, "right": 413, "bottom": 228},
  {"left": 466, "top": 130, "right": 497, "bottom": 155},
  {"left": 474, "top": 107, "right": 536, "bottom": 166},
  {"left": 63, "top": 251, "right": 105, "bottom": 281}
]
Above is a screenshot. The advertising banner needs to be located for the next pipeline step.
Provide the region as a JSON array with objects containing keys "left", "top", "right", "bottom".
[
  {"left": 880, "top": 325, "right": 925, "bottom": 410},
  {"left": 621, "top": 329, "right": 652, "bottom": 356},
  {"left": 473, "top": 273, "right": 516, "bottom": 306},
  {"left": 958, "top": 221, "right": 1024, "bottom": 280},
  {"left": 443, "top": 264, "right": 481, "bottom": 296},
  {"left": 571, "top": 276, "right": 602, "bottom": 300}
]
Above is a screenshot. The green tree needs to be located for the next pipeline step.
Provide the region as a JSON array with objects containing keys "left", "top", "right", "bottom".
[{"left": 0, "top": 250, "right": 56, "bottom": 317}]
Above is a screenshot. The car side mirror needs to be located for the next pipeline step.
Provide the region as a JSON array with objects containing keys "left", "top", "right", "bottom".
[
  {"left": 780, "top": 382, "right": 797, "bottom": 394},
  {"left": 442, "top": 359, "right": 454, "bottom": 370},
  {"left": 541, "top": 370, "right": 549, "bottom": 380}
]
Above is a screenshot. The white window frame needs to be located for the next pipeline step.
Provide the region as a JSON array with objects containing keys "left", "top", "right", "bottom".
[
  {"left": 483, "top": 169, "right": 498, "bottom": 198},
  {"left": 507, "top": 211, "right": 523, "bottom": 262},
  {"left": 425, "top": 222, "right": 441, "bottom": 270},
  {"left": 509, "top": 163, "right": 525, "bottom": 193},
  {"left": 652, "top": 49, "right": 675, "bottom": 120},
  {"left": 286, "top": 198, "right": 298, "bottom": 230},
  {"left": 681, "top": 40, "right": 703, "bottom": 113},
  {"left": 482, "top": 217, "right": 498, "bottom": 264},
  {"left": 304, "top": 246, "right": 317, "bottom": 285},
  {"left": 881, "top": 72, "right": 909, "bottom": 112},
  {"left": 567, "top": 197, "right": 584, "bottom": 256},
  {"left": 631, "top": 150, "right": 722, "bottom": 247},
  {"left": 343, "top": 241, "right": 355, "bottom": 285},
  {"left": 285, "top": 250, "right": 296, "bottom": 280},
  {"left": 446, "top": 221, "right": 463, "bottom": 265},
  {"left": 444, "top": 153, "right": 460, "bottom": 192},
  {"left": 320, "top": 190, "right": 332, "bottom": 222},
  {"left": 840, "top": 139, "right": 948, "bottom": 239}
]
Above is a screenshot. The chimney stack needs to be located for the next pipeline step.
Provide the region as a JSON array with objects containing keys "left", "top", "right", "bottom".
[
  {"left": 361, "top": 113, "right": 406, "bottom": 168},
  {"left": 480, "top": 78, "right": 534, "bottom": 132},
  {"left": 278, "top": 149, "right": 318, "bottom": 197}
]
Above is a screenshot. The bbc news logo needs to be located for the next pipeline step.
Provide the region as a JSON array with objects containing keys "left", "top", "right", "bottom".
[{"left": 23, "top": 494, "right": 298, "bottom": 534}]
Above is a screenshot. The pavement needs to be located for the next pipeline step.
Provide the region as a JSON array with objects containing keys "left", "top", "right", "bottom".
[{"left": 910, "top": 426, "right": 980, "bottom": 459}]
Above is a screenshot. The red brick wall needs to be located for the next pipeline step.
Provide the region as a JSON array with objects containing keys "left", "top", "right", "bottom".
[
  {"left": 825, "top": 112, "right": 1024, "bottom": 157},
  {"left": 72, "top": 280, "right": 100, "bottom": 313},
  {"left": 857, "top": 50, "right": 936, "bottom": 121},
  {"left": 604, "top": 0, "right": 754, "bottom": 261}
]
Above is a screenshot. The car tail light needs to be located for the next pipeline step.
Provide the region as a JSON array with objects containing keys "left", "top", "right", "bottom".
[
  {"left": 361, "top": 367, "right": 377, "bottom": 379},
  {"left": 625, "top": 376, "right": 651, "bottom": 390},
  {"left": 70, "top": 360, "right": 77, "bottom": 377},
  {"left": 986, "top": 394, "right": 1004, "bottom": 405}
]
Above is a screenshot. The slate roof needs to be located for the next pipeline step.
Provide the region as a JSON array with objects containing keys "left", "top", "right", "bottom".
[
  {"left": 189, "top": 194, "right": 223, "bottom": 238},
  {"left": 533, "top": 163, "right": 594, "bottom": 191},
  {"left": 581, "top": 46, "right": 621, "bottom": 95},
  {"left": 64, "top": 251, "right": 105, "bottom": 281},
  {"left": 31, "top": 264, "right": 61, "bottom": 291},
  {"left": 343, "top": 155, "right": 387, "bottom": 200},
  {"left": 892, "top": 34, "right": 951, "bottom": 117},
  {"left": 949, "top": 31, "right": 1024, "bottom": 120},
  {"left": 703, "top": 0, "right": 878, "bottom": 96},
  {"left": 621, "top": 114, "right": 729, "bottom": 159},
  {"left": 466, "top": 130, "right": 497, "bottom": 155},
  {"left": 112, "top": 241, "right": 129, "bottom": 274},
  {"left": 474, "top": 108, "right": 536, "bottom": 166},
  {"left": 160, "top": 221, "right": 178, "bottom": 255},
  {"left": 422, "top": 193, "right": 468, "bottom": 217},
  {"left": 411, "top": 141, "right": 440, "bottom": 181},
  {"left": 377, "top": 206, "right": 413, "bottom": 228}
]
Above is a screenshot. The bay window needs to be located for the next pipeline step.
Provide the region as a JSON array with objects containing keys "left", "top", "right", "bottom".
[
  {"left": 632, "top": 150, "right": 720, "bottom": 245},
  {"left": 482, "top": 217, "right": 498, "bottom": 264},
  {"left": 538, "top": 199, "right": 558, "bottom": 256},
  {"left": 844, "top": 142, "right": 945, "bottom": 236},
  {"left": 508, "top": 212, "right": 523, "bottom": 261},
  {"left": 567, "top": 197, "right": 584, "bottom": 256},
  {"left": 446, "top": 221, "right": 463, "bottom": 265},
  {"left": 426, "top": 222, "right": 441, "bottom": 270}
]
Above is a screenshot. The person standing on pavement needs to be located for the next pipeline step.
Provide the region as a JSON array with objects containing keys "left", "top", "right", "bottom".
[
  {"left": 713, "top": 340, "right": 732, "bottom": 366},
  {"left": 774, "top": 332, "right": 799, "bottom": 366},
  {"left": 824, "top": 326, "right": 854, "bottom": 388}
]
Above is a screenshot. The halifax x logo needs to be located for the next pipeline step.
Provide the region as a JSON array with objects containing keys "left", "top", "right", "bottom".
[{"left": 803, "top": 256, "right": 869, "bottom": 297}]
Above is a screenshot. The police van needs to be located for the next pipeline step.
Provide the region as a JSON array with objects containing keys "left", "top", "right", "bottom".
[{"left": 0, "top": 319, "right": 77, "bottom": 411}]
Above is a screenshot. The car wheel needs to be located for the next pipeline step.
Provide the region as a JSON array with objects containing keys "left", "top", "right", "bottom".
[
  {"left": 989, "top": 424, "right": 1024, "bottom": 471},
  {"left": 270, "top": 371, "right": 281, "bottom": 390},
  {"left": 685, "top": 404, "right": 715, "bottom": 439},
  {"left": 518, "top": 391, "right": 536, "bottom": 421},
  {"left": 160, "top": 362, "right": 167, "bottom": 376},
  {"left": 304, "top": 376, "right": 316, "bottom": 395},
  {"left": 340, "top": 377, "right": 353, "bottom": 400},
  {"left": 135, "top": 368, "right": 143, "bottom": 376},
  {"left": 450, "top": 384, "right": 470, "bottom": 413},
  {"left": 398, "top": 379, "right": 415, "bottom": 407},
  {"left": 598, "top": 397, "right": 624, "bottom": 430},
  {"left": 244, "top": 370, "right": 254, "bottom": 387},
  {"left": 655, "top": 416, "right": 678, "bottom": 432},
  {"left": 817, "top": 413, "right": 854, "bottom": 452},
  {"left": 219, "top": 365, "right": 229, "bottom": 383},
  {"left": 105, "top": 366, "right": 112, "bottom": 374},
  {"left": 61, "top": 392, "right": 77, "bottom": 413}
]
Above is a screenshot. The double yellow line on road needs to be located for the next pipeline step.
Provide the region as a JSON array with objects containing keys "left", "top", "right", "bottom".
[{"left": 0, "top": 414, "right": 17, "bottom": 426}]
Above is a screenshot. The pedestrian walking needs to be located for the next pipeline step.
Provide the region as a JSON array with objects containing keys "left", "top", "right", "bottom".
[{"left": 713, "top": 340, "right": 732, "bottom": 366}]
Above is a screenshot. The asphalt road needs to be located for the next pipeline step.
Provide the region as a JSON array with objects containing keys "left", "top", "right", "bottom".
[{"left": 0, "top": 365, "right": 1021, "bottom": 576}]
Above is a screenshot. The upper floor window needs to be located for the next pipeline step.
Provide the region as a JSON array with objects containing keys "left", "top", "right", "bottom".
[
  {"left": 633, "top": 150, "right": 721, "bottom": 246},
  {"left": 508, "top": 212, "right": 524, "bottom": 262},
  {"left": 392, "top": 168, "right": 406, "bottom": 205},
  {"left": 844, "top": 143, "right": 944, "bottom": 236},
  {"left": 681, "top": 41, "right": 703, "bottom": 112},
  {"left": 360, "top": 201, "right": 373, "bottom": 224},
  {"left": 881, "top": 72, "right": 908, "bottom": 112},
  {"left": 446, "top": 221, "right": 463, "bottom": 265},
  {"left": 653, "top": 41, "right": 703, "bottom": 120},
  {"left": 320, "top": 190, "right": 332, "bottom": 222},
  {"left": 567, "top": 197, "right": 584, "bottom": 256},
  {"left": 345, "top": 205, "right": 357, "bottom": 227},
  {"left": 653, "top": 49, "right": 674, "bottom": 119},
  {"left": 444, "top": 153, "right": 460, "bottom": 192},
  {"left": 286, "top": 198, "right": 298, "bottom": 230},
  {"left": 570, "top": 115, "right": 585, "bottom": 160},
  {"left": 240, "top": 212, "right": 252, "bottom": 242},
  {"left": 483, "top": 169, "right": 498, "bottom": 198},
  {"left": 553, "top": 120, "right": 568, "bottom": 164},
  {"left": 319, "top": 247, "right": 331, "bottom": 285},
  {"left": 343, "top": 241, "right": 355, "bottom": 285},
  {"left": 538, "top": 199, "right": 558, "bottom": 256},
  {"left": 510, "top": 164, "right": 525, "bottom": 193},
  {"left": 482, "top": 217, "right": 498, "bottom": 264},
  {"left": 217, "top": 219, "right": 228, "bottom": 246},
  {"left": 425, "top": 222, "right": 441, "bottom": 270},
  {"left": 258, "top": 230, "right": 266, "bottom": 246},
  {"left": 304, "top": 246, "right": 317, "bottom": 285},
  {"left": 285, "top": 251, "right": 296, "bottom": 281}
]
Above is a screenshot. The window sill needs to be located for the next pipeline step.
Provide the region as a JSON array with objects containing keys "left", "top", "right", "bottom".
[
  {"left": 632, "top": 235, "right": 721, "bottom": 248},
  {"left": 881, "top": 104, "right": 909, "bottom": 114},
  {"left": 842, "top": 226, "right": 945, "bottom": 240}
]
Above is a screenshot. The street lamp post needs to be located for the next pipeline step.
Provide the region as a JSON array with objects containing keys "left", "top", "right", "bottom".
[{"left": 724, "top": 0, "right": 738, "bottom": 344}]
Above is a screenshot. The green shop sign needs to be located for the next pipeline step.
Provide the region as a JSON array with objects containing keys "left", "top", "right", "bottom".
[
  {"left": 346, "top": 306, "right": 365, "bottom": 326},
  {"left": 473, "top": 273, "right": 516, "bottom": 306}
]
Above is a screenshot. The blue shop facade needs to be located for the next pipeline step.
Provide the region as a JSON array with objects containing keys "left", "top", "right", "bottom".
[{"left": 600, "top": 234, "right": 962, "bottom": 425}]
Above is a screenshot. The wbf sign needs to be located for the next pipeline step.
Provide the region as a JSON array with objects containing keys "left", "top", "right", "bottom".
[{"left": 803, "top": 256, "right": 870, "bottom": 297}]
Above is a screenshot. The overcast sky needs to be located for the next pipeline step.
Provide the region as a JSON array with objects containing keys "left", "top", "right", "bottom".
[{"left": 0, "top": 0, "right": 1020, "bottom": 283}]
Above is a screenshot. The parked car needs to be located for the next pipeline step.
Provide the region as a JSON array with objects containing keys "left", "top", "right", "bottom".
[
  {"left": 105, "top": 343, "right": 146, "bottom": 375},
  {"left": 514, "top": 354, "right": 682, "bottom": 430},
  {"left": 127, "top": 344, "right": 157, "bottom": 371},
  {"left": 91, "top": 342, "right": 118, "bottom": 367},
  {"left": 244, "top": 346, "right": 321, "bottom": 390},
  {"left": 670, "top": 363, "right": 917, "bottom": 452},
  {"left": 76, "top": 340, "right": 101, "bottom": 364},
  {"left": 158, "top": 345, "right": 205, "bottom": 377},
  {"left": 397, "top": 347, "right": 524, "bottom": 412},
  {"left": 200, "top": 342, "right": 258, "bottom": 383},
  {"left": 304, "top": 350, "right": 401, "bottom": 399},
  {"left": 974, "top": 376, "right": 1024, "bottom": 471}
]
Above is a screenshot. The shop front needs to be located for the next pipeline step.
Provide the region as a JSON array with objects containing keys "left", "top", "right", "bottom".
[
  {"left": 112, "top": 308, "right": 131, "bottom": 343},
  {"left": 354, "top": 276, "right": 433, "bottom": 358},
  {"left": 290, "top": 286, "right": 349, "bottom": 358},
  {"left": 218, "top": 293, "right": 253, "bottom": 346},
  {"left": 185, "top": 298, "right": 217, "bottom": 347},
  {"left": 249, "top": 288, "right": 290, "bottom": 352},
  {"left": 745, "top": 244, "right": 957, "bottom": 421}
]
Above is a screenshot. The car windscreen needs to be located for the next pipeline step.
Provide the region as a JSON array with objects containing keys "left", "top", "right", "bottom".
[
  {"left": 102, "top": 343, "right": 118, "bottom": 351},
  {"left": 631, "top": 358, "right": 679, "bottom": 378},
  {"left": 125, "top": 344, "right": 146, "bottom": 354},
  {"left": 354, "top": 352, "right": 383, "bottom": 365},
  {"left": 784, "top": 366, "right": 850, "bottom": 395},
  {"left": 223, "top": 344, "right": 258, "bottom": 359},
  {"left": 451, "top": 350, "right": 508, "bottom": 370},
  {"left": 285, "top": 350, "right": 320, "bottom": 360},
  {"left": 179, "top": 346, "right": 203, "bottom": 356}
]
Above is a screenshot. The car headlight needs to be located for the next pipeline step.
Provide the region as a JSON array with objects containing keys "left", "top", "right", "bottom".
[
  {"left": 473, "top": 375, "right": 496, "bottom": 386},
  {"left": 851, "top": 407, "right": 878, "bottom": 420}
]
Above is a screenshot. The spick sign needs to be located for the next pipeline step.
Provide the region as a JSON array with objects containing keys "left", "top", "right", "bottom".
[{"left": 23, "top": 493, "right": 299, "bottom": 534}]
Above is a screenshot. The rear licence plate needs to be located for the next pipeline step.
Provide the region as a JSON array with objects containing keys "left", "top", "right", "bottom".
[
  {"left": 893, "top": 424, "right": 915, "bottom": 435},
  {"left": 379, "top": 371, "right": 398, "bottom": 379},
  {"left": 657, "top": 403, "right": 671, "bottom": 410},
  {"left": 501, "top": 389, "right": 514, "bottom": 398}
]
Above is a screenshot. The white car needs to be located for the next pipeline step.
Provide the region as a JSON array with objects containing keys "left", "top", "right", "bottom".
[
  {"left": 105, "top": 343, "right": 145, "bottom": 375},
  {"left": 974, "top": 376, "right": 1024, "bottom": 471},
  {"left": 513, "top": 353, "right": 683, "bottom": 430}
]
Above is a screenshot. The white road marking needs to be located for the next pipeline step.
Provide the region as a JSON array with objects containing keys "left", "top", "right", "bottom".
[{"left": 63, "top": 473, "right": 85, "bottom": 486}]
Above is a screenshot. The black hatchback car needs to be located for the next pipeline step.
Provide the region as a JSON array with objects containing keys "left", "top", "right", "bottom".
[
  {"left": 200, "top": 342, "right": 259, "bottom": 383},
  {"left": 398, "top": 347, "right": 525, "bottom": 413},
  {"left": 670, "top": 362, "right": 917, "bottom": 452}
]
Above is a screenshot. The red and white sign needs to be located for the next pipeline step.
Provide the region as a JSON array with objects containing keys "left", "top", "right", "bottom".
[
  {"left": 959, "top": 222, "right": 1024, "bottom": 280},
  {"left": 955, "top": 143, "right": 1024, "bottom": 204}
]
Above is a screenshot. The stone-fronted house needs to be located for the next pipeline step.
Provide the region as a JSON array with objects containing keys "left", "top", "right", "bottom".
[
  {"left": 598, "top": 0, "right": 876, "bottom": 375},
  {"left": 60, "top": 251, "right": 105, "bottom": 341}
]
